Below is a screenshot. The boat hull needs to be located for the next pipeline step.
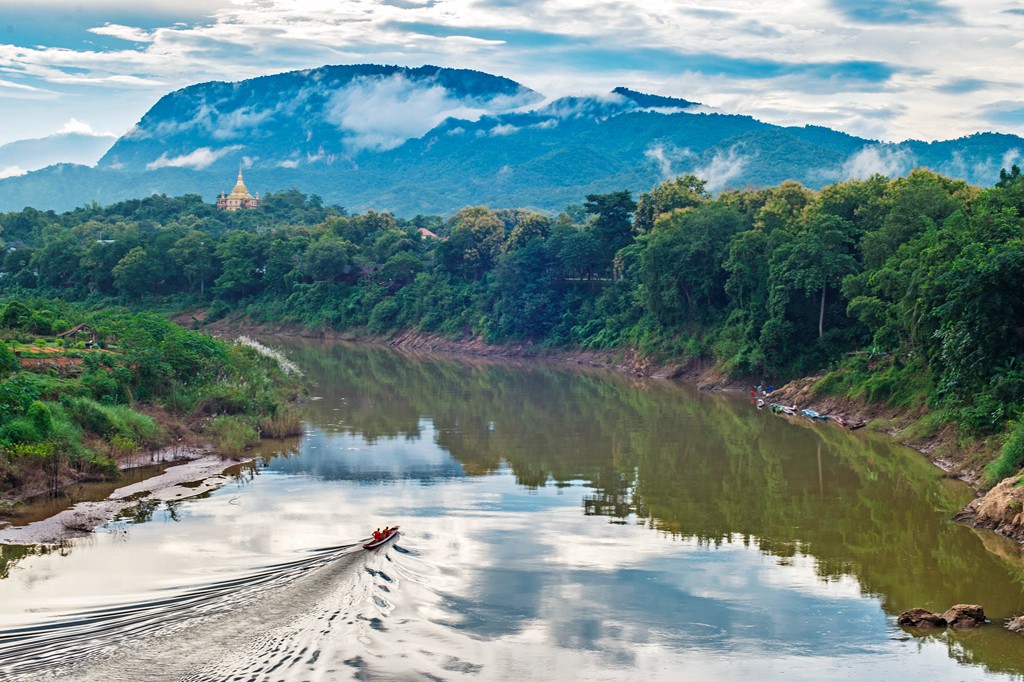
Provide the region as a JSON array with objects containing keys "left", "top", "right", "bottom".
[{"left": 363, "top": 526, "right": 400, "bottom": 550}]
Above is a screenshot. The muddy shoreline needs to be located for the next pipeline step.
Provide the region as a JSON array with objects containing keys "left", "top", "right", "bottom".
[{"left": 0, "top": 448, "right": 250, "bottom": 545}]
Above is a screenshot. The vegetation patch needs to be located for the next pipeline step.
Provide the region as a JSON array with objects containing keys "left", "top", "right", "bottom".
[{"left": 0, "top": 300, "right": 301, "bottom": 501}]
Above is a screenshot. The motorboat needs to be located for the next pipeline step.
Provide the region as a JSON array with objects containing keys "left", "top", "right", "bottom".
[{"left": 364, "top": 525, "right": 400, "bottom": 550}]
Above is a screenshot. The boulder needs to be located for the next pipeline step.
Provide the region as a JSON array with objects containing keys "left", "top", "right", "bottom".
[
  {"left": 1006, "top": 616, "right": 1024, "bottom": 634},
  {"left": 897, "top": 608, "right": 947, "bottom": 628},
  {"left": 942, "top": 604, "right": 985, "bottom": 628}
]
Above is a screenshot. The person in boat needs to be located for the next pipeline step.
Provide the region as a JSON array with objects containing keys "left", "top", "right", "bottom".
[
  {"left": 373, "top": 528, "right": 382, "bottom": 541},
  {"left": 382, "top": 526, "right": 390, "bottom": 536}
]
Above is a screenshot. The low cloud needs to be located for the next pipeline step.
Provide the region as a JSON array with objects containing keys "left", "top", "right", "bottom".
[
  {"left": 488, "top": 123, "right": 520, "bottom": 136},
  {"left": 146, "top": 145, "right": 241, "bottom": 170},
  {"left": 57, "top": 118, "right": 117, "bottom": 138},
  {"left": 841, "top": 145, "right": 914, "bottom": 179},
  {"left": 0, "top": 165, "right": 26, "bottom": 179},
  {"left": 325, "top": 73, "right": 530, "bottom": 153},
  {"left": 644, "top": 143, "right": 694, "bottom": 180},
  {"left": 693, "top": 145, "right": 749, "bottom": 193}
]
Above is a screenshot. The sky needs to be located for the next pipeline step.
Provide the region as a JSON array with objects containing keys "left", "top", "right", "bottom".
[{"left": 2, "top": 0, "right": 1024, "bottom": 148}]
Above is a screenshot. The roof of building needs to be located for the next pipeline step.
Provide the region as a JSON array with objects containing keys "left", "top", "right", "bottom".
[{"left": 226, "top": 167, "right": 254, "bottom": 199}]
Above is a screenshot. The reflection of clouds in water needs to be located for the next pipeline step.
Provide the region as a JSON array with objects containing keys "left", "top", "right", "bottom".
[{"left": 266, "top": 420, "right": 464, "bottom": 482}]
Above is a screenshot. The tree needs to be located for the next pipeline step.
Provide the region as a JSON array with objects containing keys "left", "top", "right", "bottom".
[
  {"left": 634, "top": 174, "right": 709, "bottom": 233},
  {"left": 436, "top": 206, "right": 505, "bottom": 280},
  {"left": 637, "top": 203, "right": 745, "bottom": 326},
  {"left": 112, "top": 246, "right": 158, "bottom": 300},
  {"left": 770, "top": 214, "right": 858, "bottom": 340},
  {"left": 169, "top": 231, "right": 218, "bottom": 295},
  {"left": 583, "top": 191, "right": 636, "bottom": 277},
  {"left": 214, "top": 231, "right": 266, "bottom": 301},
  {"left": 302, "top": 236, "right": 359, "bottom": 283}
]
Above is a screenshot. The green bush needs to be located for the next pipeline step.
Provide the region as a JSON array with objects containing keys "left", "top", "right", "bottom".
[
  {"left": 0, "top": 376, "right": 39, "bottom": 420},
  {"left": 208, "top": 416, "right": 259, "bottom": 457},
  {"left": 26, "top": 401, "right": 53, "bottom": 436},
  {"left": 987, "top": 419, "right": 1024, "bottom": 484},
  {"left": 0, "top": 417, "right": 41, "bottom": 444},
  {"left": 61, "top": 395, "right": 116, "bottom": 436},
  {"left": 105, "top": 405, "right": 163, "bottom": 447}
]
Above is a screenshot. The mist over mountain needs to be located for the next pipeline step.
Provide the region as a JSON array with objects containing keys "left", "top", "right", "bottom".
[
  {"left": 0, "top": 64, "right": 1020, "bottom": 215},
  {"left": 0, "top": 130, "right": 116, "bottom": 180}
]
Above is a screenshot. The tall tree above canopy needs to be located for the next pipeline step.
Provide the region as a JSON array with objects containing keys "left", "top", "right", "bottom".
[
  {"left": 583, "top": 191, "right": 636, "bottom": 277},
  {"left": 436, "top": 206, "right": 505, "bottom": 280},
  {"left": 634, "top": 174, "right": 710, "bottom": 233}
]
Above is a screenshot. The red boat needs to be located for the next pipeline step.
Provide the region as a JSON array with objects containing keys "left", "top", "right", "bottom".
[{"left": 364, "top": 525, "right": 400, "bottom": 550}]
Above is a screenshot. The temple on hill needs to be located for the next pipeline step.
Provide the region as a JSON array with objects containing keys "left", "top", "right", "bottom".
[{"left": 217, "top": 167, "right": 261, "bottom": 211}]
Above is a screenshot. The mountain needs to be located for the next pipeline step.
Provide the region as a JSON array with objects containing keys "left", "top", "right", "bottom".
[
  {"left": 0, "top": 131, "right": 116, "bottom": 179},
  {"left": 0, "top": 64, "right": 1020, "bottom": 215}
]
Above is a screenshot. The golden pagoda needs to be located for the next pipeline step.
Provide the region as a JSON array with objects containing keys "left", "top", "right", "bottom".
[{"left": 217, "top": 167, "right": 261, "bottom": 211}]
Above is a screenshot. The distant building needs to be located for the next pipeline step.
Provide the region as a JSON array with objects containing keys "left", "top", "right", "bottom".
[{"left": 217, "top": 167, "right": 261, "bottom": 211}]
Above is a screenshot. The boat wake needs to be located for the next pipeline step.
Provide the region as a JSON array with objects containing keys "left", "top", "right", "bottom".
[{"left": 0, "top": 542, "right": 364, "bottom": 680}]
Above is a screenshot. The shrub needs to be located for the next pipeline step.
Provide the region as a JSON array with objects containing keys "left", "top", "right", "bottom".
[
  {"left": 207, "top": 416, "right": 259, "bottom": 457},
  {"left": 259, "top": 409, "right": 303, "bottom": 438},
  {"left": 105, "top": 405, "right": 163, "bottom": 447},
  {"left": 0, "top": 417, "right": 41, "bottom": 444},
  {"left": 26, "top": 401, "right": 53, "bottom": 436},
  {"left": 0, "top": 376, "right": 39, "bottom": 420},
  {"left": 987, "top": 419, "right": 1024, "bottom": 485},
  {"left": 61, "top": 395, "right": 115, "bottom": 436}
]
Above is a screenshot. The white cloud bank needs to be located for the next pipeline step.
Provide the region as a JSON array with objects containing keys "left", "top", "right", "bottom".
[
  {"left": 324, "top": 73, "right": 531, "bottom": 153},
  {"left": 146, "top": 145, "right": 241, "bottom": 170}
]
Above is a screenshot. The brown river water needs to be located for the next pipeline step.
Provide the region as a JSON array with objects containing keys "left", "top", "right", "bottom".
[{"left": 1, "top": 338, "right": 1023, "bottom": 681}]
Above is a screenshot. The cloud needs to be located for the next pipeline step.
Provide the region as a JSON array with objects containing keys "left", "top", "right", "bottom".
[
  {"left": 324, "top": 73, "right": 524, "bottom": 153},
  {"left": 644, "top": 143, "right": 694, "bottom": 180},
  {"left": 828, "top": 0, "right": 960, "bottom": 24},
  {"left": 841, "top": 145, "right": 914, "bottom": 179},
  {"left": 693, "top": 145, "right": 749, "bottom": 193},
  {"left": 57, "top": 118, "right": 118, "bottom": 137},
  {"left": 938, "top": 148, "right": 1022, "bottom": 185},
  {"left": 0, "top": 165, "right": 27, "bottom": 179},
  {"left": 488, "top": 123, "right": 520, "bottom": 136},
  {"left": 88, "top": 24, "right": 155, "bottom": 43},
  {"left": 0, "top": 0, "right": 1019, "bottom": 147},
  {"left": 935, "top": 78, "right": 993, "bottom": 95},
  {"left": 145, "top": 145, "right": 240, "bottom": 170},
  {"left": 981, "top": 101, "right": 1024, "bottom": 128}
]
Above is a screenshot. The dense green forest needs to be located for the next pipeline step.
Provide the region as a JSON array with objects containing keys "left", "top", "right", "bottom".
[{"left": 2, "top": 168, "right": 1024, "bottom": 482}]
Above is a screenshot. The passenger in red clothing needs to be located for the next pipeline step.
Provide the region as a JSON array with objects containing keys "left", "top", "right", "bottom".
[{"left": 373, "top": 528, "right": 382, "bottom": 541}]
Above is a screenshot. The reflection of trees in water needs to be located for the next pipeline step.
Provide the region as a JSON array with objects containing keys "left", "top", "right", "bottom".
[
  {"left": 273, "top": 337, "right": 1024, "bottom": 676},
  {"left": 0, "top": 542, "right": 70, "bottom": 580}
]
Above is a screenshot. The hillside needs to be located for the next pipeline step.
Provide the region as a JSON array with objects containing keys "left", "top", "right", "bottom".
[{"left": 0, "top": 64, "right": 1020, "bottom": 214}]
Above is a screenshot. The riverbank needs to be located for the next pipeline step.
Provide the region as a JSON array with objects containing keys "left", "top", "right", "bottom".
[
  {"left": 0, "top": 448, "right": 250, "bottom": 544},
  {"left": 205, "top": 320, "right": 1017, "bottom": 542}
]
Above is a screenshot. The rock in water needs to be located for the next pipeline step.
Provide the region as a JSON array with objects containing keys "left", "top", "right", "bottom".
[
  {"left": 1007, "top": 616, "right": 1024, "bottom": 633},
  {"left": 897, "top": 608, "right": 947, "bottom": 628},
  {"left": 942, "top": 604, "right": 985, "bottom": 628}
]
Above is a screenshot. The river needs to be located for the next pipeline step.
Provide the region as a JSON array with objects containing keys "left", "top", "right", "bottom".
[{"left": 1, "top": 338, "right": 1023, "bottom": 681}]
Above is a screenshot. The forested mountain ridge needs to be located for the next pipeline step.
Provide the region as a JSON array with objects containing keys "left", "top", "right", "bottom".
[{"left": 0, "top": 64, "right": 1022, "bottom": 214}]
